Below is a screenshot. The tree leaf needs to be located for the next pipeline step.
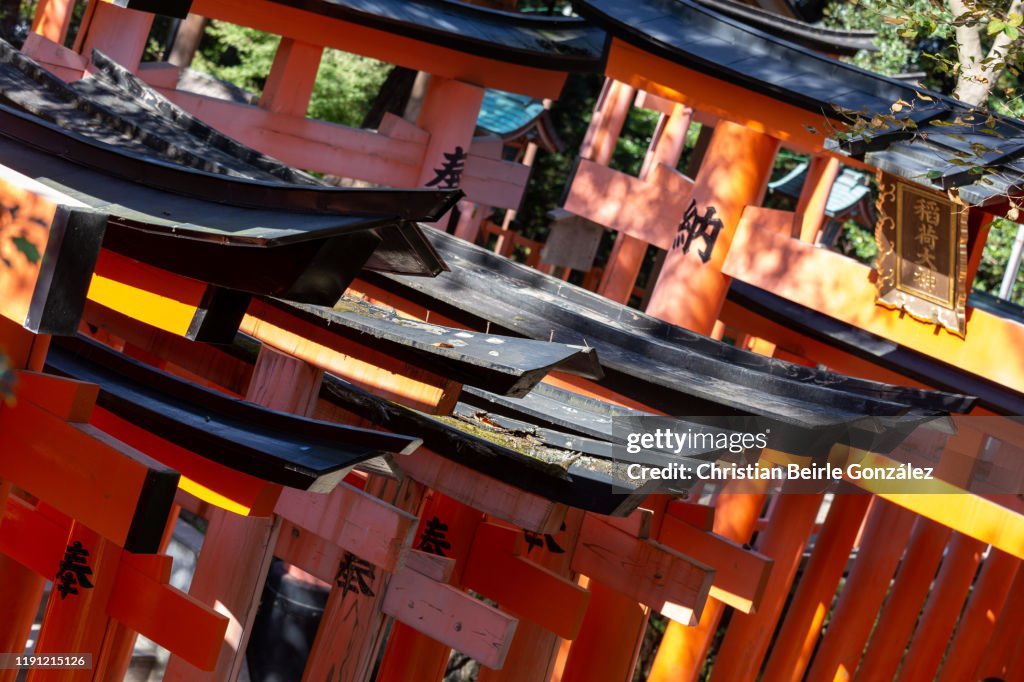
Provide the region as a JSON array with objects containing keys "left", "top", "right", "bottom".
[{"left": 988, "top": 18, "right": 1006, "bottom": 34}]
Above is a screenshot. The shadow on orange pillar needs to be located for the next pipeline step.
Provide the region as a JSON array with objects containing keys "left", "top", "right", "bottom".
[
  {"left": 646, "top": 120, "right": 779, "bottom": 336},
  {"left": 559, "top": 579, "right": 647, "bottom": 682},
  {"left": 646, "top": 485, "right": 767, "bottom": 682},
  {"left": 599, "top": 102, "right": 692, "bottom": 304}
]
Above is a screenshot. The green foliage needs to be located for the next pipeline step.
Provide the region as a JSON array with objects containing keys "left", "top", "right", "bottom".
[
  {"left": 306, "top": 50, "right": 392, "bottom": 128},
  {"left": 10, "top": 234, "right": 40, "bottom": 264},
  {"left": 192, "top": 21, "right": 281, "bottom": 97},
  {"left": 973, "top": 216, "right": 1024, "bottom": 302},
  {"left": 836, "top": 219, "right": 881, "bottom": 263},
  {"left": 192, "top": 21, "right": 391, "bottom": 129},
  {"left": 823, "top": 0, "right": 948, "bottom": 76}
]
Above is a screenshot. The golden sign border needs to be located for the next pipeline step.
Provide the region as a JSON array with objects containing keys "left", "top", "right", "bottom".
[{"left": 873, "top": 172, "right": 969, "bottom": 337}]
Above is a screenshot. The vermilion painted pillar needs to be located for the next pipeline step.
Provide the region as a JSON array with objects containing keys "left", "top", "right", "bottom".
[
  {"left": 646, "top": 121, "right": 779, "bottom": 335},
  {"left": 579, "top": 79, "right": 635, "bottom": 164},
  {"left": 558, "top": 580, "right": 648, "bottom": 682},
  {"left": 374, "top": 494, "right": 483, "bottom": 682},
  {"left": 708, "top": 493, "right": 824, "bottom": 681},
  {"left": 759, "top": 494, "right": 873, "bottom": 682},
  {"left": 976, "top": 566, "right": 1024, "bottom": 680},
  {"left": 897, "top": 532, "right": 985, "bottom": 682},
  {"left": 856, "top": 517, "right": 951, "bottom": 681},
  {"left": 477, "top": 508, "right": 584, "bottom": 682},
  {"left": 0, "top": 327, "right": 49, "bottom": 682},
  {"left": 164, "top": 346, "right": 319, "bottom": 682},
  {"left": 415, "top": 77, "right": 485, "bottom": 229},
  {"left": 598, "top": 102, "right": 692, "bottom": 304},
  {"left": 937, "top": 548, "right": 1019, "bottom": 682},
  {"left": 77, "top": 1, "right": 154, "bottom": 72},
  {"left": 30, "top": 0, "right": 75, "bottom": 43},
  {"left": 29, "top": 524, "right": 122, "bottom": 682},
  {"left": 794, "top": 156, "right": 840, "bottom": 243},
  {"left": 646, "top": 485, "right": 767, "bottom": 682},
  {"left": 260, "top": 37, "right": 324, "bottom": 118},
  {"left": 805, "top": 499, "right": 916, "bottom": 682}
]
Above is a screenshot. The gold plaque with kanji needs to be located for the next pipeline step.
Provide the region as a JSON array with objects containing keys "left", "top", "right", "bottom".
[{"left": 873, "top": 173, "right": 968, "bottom": 336}]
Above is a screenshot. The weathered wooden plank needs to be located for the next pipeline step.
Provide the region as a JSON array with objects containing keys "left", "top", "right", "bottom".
[
  {"left": 462, "top": 522, "right": 590, "bottom": 639},
  {"left": 381, "top": 566, "right": 519, "bottom": 670},
  {"left": 107, "top": 553, "right": 228, "bottom": 672},
  {"left": 274, "top": 482, "right": 417, "bottom": 573},
  {"left": 600, "top": 507, "right": 654, "bottom": 539},
  {"left": 657, "top": 512, "right": 773, "bottom": 614},
  {"left": 572, "top": 514, "right": 714, "bottom": 625},
  {"left": 299, "top": 475, "right": 424, "bottom": 682},
  {"left": 392, "top": 448, "right": 567, "bottom": 534}
]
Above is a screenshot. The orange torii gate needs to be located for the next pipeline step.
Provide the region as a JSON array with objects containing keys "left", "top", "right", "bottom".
[
  {"left": 0, "top": 318, "right": 227, "bottom": 679},
  {"left": 22, "top": 0, "right": 603, "bottom": 241},
  {"left": 8, "top": 3, "right": 1024, "bottom": 682}
]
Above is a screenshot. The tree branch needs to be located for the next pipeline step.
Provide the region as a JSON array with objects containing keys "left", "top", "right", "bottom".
[{"left": 953, "top": 0, "right": 1023, "bottom": 106}]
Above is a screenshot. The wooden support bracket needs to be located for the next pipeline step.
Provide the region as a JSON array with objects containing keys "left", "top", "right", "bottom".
[
  {"left": 657, "top": 512, "right": 773, "bottom": 614},
  {"left": 571, "top": 514, "right": 715, "bottom": 625},
  {"left": 274, "top": 482, "right": 418, "bottom": 573},
  {"left": 107, "top": 553, "right": 229, "bottom": 672},
  {"left": 381, "top": 564, "right": 518, "bottom": 670},
  {"left": 461, "top": 522, "right": 590, "bottom": 640}
]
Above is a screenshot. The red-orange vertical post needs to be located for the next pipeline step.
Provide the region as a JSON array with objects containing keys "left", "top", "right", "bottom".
[
  {"left": 976, "top": 565, "right": 1024, "bottom": 680},
  {"left": 260, "top": 37, "right": 324, "bottom": 117},
  {"left": 476, "top": 508, "right": 584, "bottom": 682},
  {"left": 646, "top": 121, "right": 779, "bottom": 335},
  {"left": 29, "top": 0, "right": 75, "bottom": 43},
  {"left": 805, "top": 499, "right": 916, "bottom": 682},
  {"left": 857, "top": 517, "right": 951, "bottom": 681},
  {"left": 558, "top": 579, "right": 648, "bottom": 682},
  {"left": 759, "top": 492, "right": 873, "bottom": 682},
  {"left": 598, "top": 102, "right": 692, "bottom": 304},
  {"left": 580, "top": 79, "right": 636, "bottom": 165},
  {"left": 937, "top": 549, "right": 1019, "bottom": 682},
  {"left": 415, "top": 77, "right": 485, "bottom": 229},
  {"left": 897, "top": 532, "right": 986, "bottom": 682},
  {"left": 164, "top": 345, "right": 319, "bottom": 681},
  {"left": 375, "top": 494, "right": 483, "bottom": 682},
  {"left": 0, "top": 329, "right": 54, "bottom": 681},
  {"left": 28, "top": 523, "right": 122, "bottom": 682},
  {"left": 646, "top": 484, "right": 767, "bottom": 682},
  {"left": 794, "top": 156, "right": 840, "bottom": 243},
  {"left": 710, "top": 493, "right": 824, "bottom": 681},
  {"left": 76, "top": 2, "right": 154, "bottom": 72}
]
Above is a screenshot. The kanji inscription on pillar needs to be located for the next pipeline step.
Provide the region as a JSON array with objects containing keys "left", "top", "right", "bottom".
[
  {"left": 873, "top": 173, "right": 968, "bottom": 335},
  {"left": 672, "top": 198, "right": 723, "bottom": 263}
]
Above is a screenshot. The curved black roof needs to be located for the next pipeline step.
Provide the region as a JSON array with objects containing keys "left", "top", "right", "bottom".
[
  {"left": 264, "top": 0, "right": 606, "bottom": 71},
  {"left": 694, "top": 0, "right": 876, "bottom": 56},
  {"left": 361, "top": 229, "right": 972, "bottom": 457}
]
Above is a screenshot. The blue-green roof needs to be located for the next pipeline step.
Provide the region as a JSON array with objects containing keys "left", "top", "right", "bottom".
[
  {"left": 476, "top": 89, "right": 546, "bottom": 136},
  {"left": 769, "top": 162, "right": 872, "bottom": 216}
]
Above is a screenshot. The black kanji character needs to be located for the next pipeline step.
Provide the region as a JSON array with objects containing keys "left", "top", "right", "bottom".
[
  {"left": 672, "top": 199, "right": 724, "bottom": 263},
  {"left": 417, "top": 516, "right": 451, "bottom": 557},
  {"left": 335, "top": 552, "right": 376, "bottom": 597},
  {"left": 523, "top": 521, "right": 567, "bottom": 555},
  {"left": 55, "top": 541, "right": 94, "bottom": 599},
  {"left": 424, "top": 146, "right": 467, "bottom": 189}
]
